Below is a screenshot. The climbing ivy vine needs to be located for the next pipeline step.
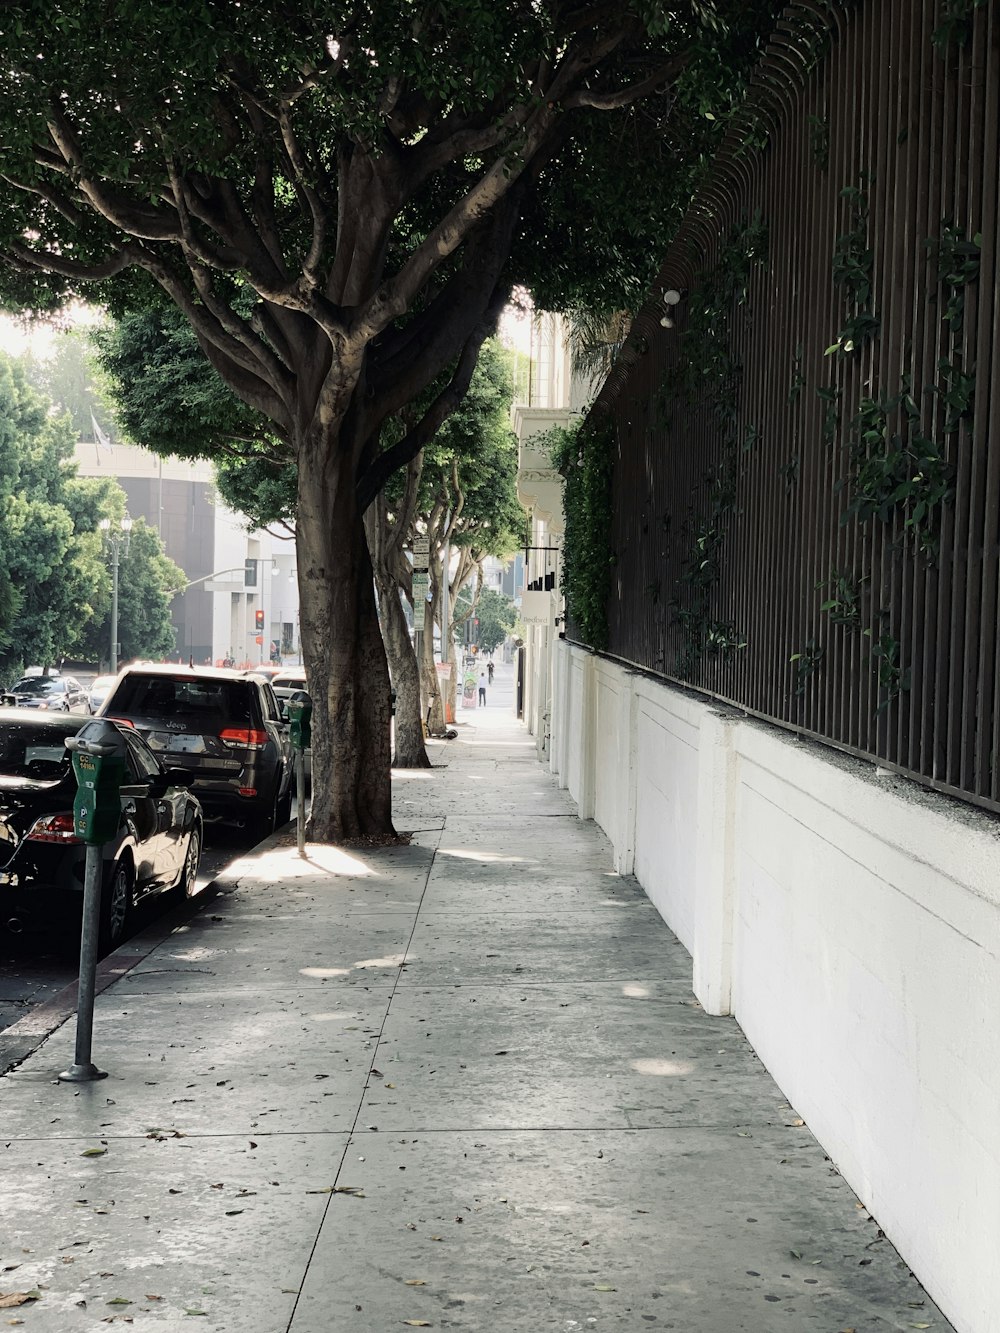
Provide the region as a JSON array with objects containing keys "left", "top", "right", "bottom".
[
  {"left": 826, "top": 183, "right": 880, "bottom": 358},
  {"left": 658, "top": 214, "right": 768, "bottom": 677},
  {"left": 551, "top": 418, "right": 615, "bottom": 652}
]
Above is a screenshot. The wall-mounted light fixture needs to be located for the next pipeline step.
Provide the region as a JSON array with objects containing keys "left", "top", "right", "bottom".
[{"left": 659, "top": 287, "right": 683, "bottom": 329}]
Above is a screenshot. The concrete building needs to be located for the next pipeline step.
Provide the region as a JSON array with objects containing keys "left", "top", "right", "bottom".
[{"left": 75, "top": 440, "right": 299, "bottom": 666}]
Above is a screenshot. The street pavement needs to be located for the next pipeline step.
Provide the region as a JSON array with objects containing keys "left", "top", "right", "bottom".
[{"left": 0, "top": 660, "right": 951, "bottom": 1331}]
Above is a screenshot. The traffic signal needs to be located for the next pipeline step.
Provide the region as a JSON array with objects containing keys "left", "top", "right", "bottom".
[{"left": 254, "top": 608, "right": 265, "bottom": 631}]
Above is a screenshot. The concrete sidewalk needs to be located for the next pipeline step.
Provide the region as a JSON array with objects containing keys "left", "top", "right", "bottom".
[{"left": 0, "top": 691, "right": 949, "bottom": 1331}]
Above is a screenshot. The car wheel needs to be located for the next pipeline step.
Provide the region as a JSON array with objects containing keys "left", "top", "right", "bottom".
[
  {"left": 99, "top": 858, "right": 134, "bottom": 952},
  {"left": 260, "top": 788, "right": 289, "bottom": 839},
  {"left": 179, "top": 822, "right": 203, "bottom": 898}
]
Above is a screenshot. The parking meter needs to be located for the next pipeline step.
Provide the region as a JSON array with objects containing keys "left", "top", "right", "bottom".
[
  {"left": 67, "top": 720, "right": 128, "bottom": 845},
  {"left": 285, "top": 696, "right": 311, "bottom": 857},
  {"left": 59, "top": 719, "right": 131, "bottom": 1083},
  {"left": 286, "top": 695, "right": 312, "bottom": 750}
]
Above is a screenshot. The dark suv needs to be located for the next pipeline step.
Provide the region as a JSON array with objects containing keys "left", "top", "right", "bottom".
[{"left": 100, "top": 665, "right": 292, "bottom": 836}]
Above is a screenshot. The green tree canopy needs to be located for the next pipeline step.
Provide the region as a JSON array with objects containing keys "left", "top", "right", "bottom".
[
  {"left": 474, "top": 588, "right": 518, "bottom": 656},
  {"left": 22, "top": 327, "right": 115, "bottom": 441},
  {"left": 0, "top": 351, "right": 184, "bottom": 675},
  {"left": 0, "top": 353, "right": 107, "bottom": 671}
]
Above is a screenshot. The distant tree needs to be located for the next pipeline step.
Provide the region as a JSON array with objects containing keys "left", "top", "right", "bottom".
[
  {"left": 474, "top": 588, "right": 518, "bottom": 656},
  {"left": 0, "top": 353, "right": 108, "bottom": 673},
  {"left": 374, "top": 340, "right": 525, "bottom": 732},
  {"left": 0, "top": 352, "right": 181, "bottom": 676},
  {"left": 22, "top": 327, "right": 115, "bottom": 441}
]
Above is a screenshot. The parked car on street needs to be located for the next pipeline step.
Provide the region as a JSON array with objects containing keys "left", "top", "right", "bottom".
[
  {"left": 99, "top": 664, "right": 292, "bottom": 836},
  {"left": 266, "top": 671, "right": 312, "bottom": 787},
  {"left": 0, "top": 711, "right": 203, "bottom": 949},
  {"left": 6, "top": 675, "right": 90, "bottom": 713},
  {"left": 248, "top": 663, "right": 286, "bottom": 683},
  {"left": 268, "top": 669, "right": 309, "bottom": 717},
  {"left": 88, "top": 674, "right": 119, "bottom": 714}
]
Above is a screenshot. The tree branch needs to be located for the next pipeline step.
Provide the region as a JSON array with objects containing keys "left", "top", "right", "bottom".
[
  {"left": 356, "top": 279, "right": 509, "bottom": 511},
  {"left": 5, "top": 238, "right": 136, "bottom": 283},
  {"left": 563, "top": 55, "right": 688, "bottom": 110}
]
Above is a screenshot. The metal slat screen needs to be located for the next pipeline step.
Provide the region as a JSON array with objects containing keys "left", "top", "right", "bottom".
[{"left": 580, "top": 0, "right": 1000, "bottom": 815}]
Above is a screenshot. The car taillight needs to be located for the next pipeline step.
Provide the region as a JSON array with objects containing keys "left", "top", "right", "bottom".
[
  {"left": 26, "top": 812, "right": 82, "bottom": 843},
  {"left": 106, "top": 716, "right": 134, "bottom": 727},
  {"left": 219, "top": 728, "right": 268, "bottom": 747}
]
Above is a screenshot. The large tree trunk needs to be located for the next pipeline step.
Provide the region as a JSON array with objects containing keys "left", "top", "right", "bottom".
[
  {"left": 362, "top": 465, "right": 430, "bottom": 768},
  {"left": 421, "top": 595, "right": 447, "bottom": 733},
  {"left": 297, "top": 432, "right": 395, "bottom": 840},
  {"left": 377, "top": 576, "right": 430, "bottom": 767}
]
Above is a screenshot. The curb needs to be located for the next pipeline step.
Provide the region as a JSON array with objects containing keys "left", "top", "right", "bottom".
[
  {"left": 0, "top": 819, "right": 296, "bottom": 1076},
  {"left": 0, "top": 886, "right": 221, "bottom": 1076}
]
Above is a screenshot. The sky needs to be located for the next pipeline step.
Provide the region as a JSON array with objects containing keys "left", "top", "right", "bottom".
[{"left": 0, "top": 304, "right": 102, "bottom": 360}]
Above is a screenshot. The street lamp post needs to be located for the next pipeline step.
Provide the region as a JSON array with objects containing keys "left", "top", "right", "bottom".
[{"left": 98, "top": 515, "right": 133, "bottom": 673}]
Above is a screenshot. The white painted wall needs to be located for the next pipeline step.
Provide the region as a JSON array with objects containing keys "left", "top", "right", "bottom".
[{"left": 551, "top": 638, "right": 1000, "bottom": 1333}]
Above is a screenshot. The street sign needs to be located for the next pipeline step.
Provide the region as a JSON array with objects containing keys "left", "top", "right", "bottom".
[
  {"left": 412, "top": 535, "right": 430, "bottom": 573},
  {"left": 412, "top": 572, "right": 429, "bottom": 604}
]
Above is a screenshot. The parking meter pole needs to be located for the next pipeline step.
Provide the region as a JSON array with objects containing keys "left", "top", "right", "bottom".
[
  {"left": 59, "top": 844, "right": 108, "bottom": 1082},
  {"left": 286, "top": 697, "right": 311, "bottom": 859},
  {"left": 59, "top": 720, "right": 129, "bottom": 1085},
  {"left": 296, "top": 751, "right": 306, "bottom": 857}
]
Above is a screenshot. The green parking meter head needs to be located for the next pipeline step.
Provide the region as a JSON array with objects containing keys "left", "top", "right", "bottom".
[
  {"left": 286, "top": 696, "right": 312, "bottom": 751},
  {"left": 65, "top": 719, "right": 128, "bottom": 845}
]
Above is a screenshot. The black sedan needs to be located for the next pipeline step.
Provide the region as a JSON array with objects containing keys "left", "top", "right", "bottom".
[
  {"left": 0, "top": 711, "right": 203, "bottom": 950},
  {"left": 6, "top": 675, "right": 90, "bottom": 713}
]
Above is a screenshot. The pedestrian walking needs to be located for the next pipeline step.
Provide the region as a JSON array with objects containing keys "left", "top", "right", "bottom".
[
  {"left": 478, "top": 673, "right": 487, "bottom": 706},
  {"left": 487, "top": 661, "right": 494, "bottom": 685}
]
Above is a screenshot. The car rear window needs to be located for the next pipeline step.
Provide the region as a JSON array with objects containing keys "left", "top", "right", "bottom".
[
  {"left": 0, "top": 723, "right": 74, "bottom": 779},
  {"left": 13, "top": 678, "right": 64, "bottom": 696},
  {"left": 109, "top": 674, "right": 254, "bottom": 729}
]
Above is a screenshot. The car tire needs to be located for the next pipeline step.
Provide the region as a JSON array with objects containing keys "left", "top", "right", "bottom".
[
  {"left": 261, "top": 788, "right": 290, "bottom": 839},
  {"left": 276, "top": 787, "right": 292, "bottom": 829},
  {"left": 99, "top": 857, "right": 134, "bottom": 953},
  {"left": 179, "top": 821, "right": 203, "bottom": 898}
]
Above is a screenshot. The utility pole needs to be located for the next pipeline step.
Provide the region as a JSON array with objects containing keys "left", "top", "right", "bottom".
[{"left": 98, "top": 515, "right": 133, "bottom": 673}]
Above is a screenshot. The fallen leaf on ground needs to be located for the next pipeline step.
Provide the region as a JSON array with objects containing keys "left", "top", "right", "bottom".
[
  {"left": 106, "top": 1298, "right": 132, "bottom": 1306},
  {"left": 81, "top": 1148, "right": 107, "bottom": 1158},
  {"left": 404, "top": 1280, "right": 425, "bottom": 1286},
  {"left": 593, "top": 1284, "right": 616, "bottom": 1292},
  {"left": 0, "top": 1295, "right": 39, "bottom": 1310},
  {"left": 402, "top": 1323, "right": 432, "bottom": 1328}
]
